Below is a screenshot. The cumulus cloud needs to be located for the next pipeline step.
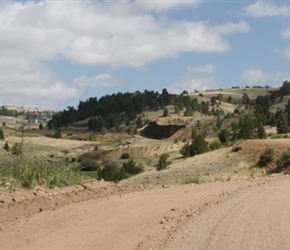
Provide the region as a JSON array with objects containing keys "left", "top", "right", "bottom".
[
  {"left": 73, "top": 74, "right": 125, "bottom": 87},
  {"left": 0, "top": 57, "right": 81, "bottom": 109},
  {"left": 0, "top": 1, "right": 250, "bottom": 67},
  {"left": 186, "top": 64, "right": 216, "bottom": 74},
  {"left": 168, "top": 64, "right": 217, "bottom": 94},
  {"left": 133, "top": 0, "right": 201, "bottom": 13},
  {"left": 243, "top": 1, "right": 290, "bottom": 17},
  {"left": 285, "top": 47, "right": 290, "bottom": 59},
  {"left": 282, "top": 27, "right": 290, "bottom": 38},
  {"left": 242, "top": 69, "right": 290, "bottom": 86},
  {"left": 0, "top": 0, "right": 249, "bottom": 108}
]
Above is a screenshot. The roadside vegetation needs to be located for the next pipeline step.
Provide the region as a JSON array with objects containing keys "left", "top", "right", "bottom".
[
  {"left": 3, "top": 81, "right": 290, "bottom": 190},
  {"left": 0, "top": 157, "right": 82, "bottom": 191}
]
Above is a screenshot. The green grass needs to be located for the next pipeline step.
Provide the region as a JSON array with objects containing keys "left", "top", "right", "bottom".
[
  {"left": 79, "top": 170, "right": 99, "bottom": 179},
  {"left": 0, "top": 157, "right": 83, "bottom": 190},
  {"left": 183, "top": 177, "right": 200, "bottom": 184}
]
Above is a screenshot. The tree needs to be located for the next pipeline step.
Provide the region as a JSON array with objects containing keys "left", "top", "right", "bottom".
[
  {"left": 189, "top": 134, "right": 208, "bottom": 156},
  {"left": 218, "top": 128, "right": 229, "bottom": 144},
  {"left": 174, "top": 105, "right": 180, "bottom": 115},
  {"left": 239, "top": 113, "right": 255, "bottom": 139},
  {"left": 0, "top": 128, "right": 4, "bottom": 140},
  {"left": 163, "top": 108, "right": 169, "bottom": 117},
  {"left": 242, "top": 93, "right": 250, "bottom": 105},
  {"left": 155, "top": 153, "right": 171, "bottom": 171},
  {"left": 39, "top": 123, "right": 44, "bottom": 130},
  {"left": 257, "top": 122, "right": 266, "bottom": 139},
  {"left": 3, "top": 141, "right": 9, "bottom": 151},
  {"left": 276, "top": 113, "right": 289, "bottom": 134},
  {"left": 191, "top": 127, "right": 197, "bottom": 140}
]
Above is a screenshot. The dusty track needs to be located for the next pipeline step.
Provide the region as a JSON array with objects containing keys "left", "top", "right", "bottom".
[{"left": 1, "top": 175, "right": 290, "bottom": 250}]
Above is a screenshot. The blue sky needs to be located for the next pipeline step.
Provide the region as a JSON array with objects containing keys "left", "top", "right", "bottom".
[{"left": 0, "top": 0, "right": 290, "bottom": 110}]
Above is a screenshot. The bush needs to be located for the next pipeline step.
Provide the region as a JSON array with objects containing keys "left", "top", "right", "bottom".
[
  {"left": 180, "top": 134, "right": 208, "bottom": 158},
  {"left": 155, "top": 153, "right": 171, "bottom": 171},
  {"left": 0, "top": 157, "right": 82, "bottom": 189},
  {"left": 276, "top": 148, "right": 290, "bottom": 170},
  {"left": 121, "top": 152, "right": 130, "bottom": 159},
  {"left": 183, "top": 177, "right": 200, "bottom": 184},
  {"left": 218, "top": 128, "right": 229, "bottom": 144},
  {"left": 209, "top": 140, "right": 222, "bottom": 151},
  {"left": 258, "top": 147, "right": 274, "bottom": 167},
  {"left": 53, "top": 130, "right": 62, "bottom": 139},
  {"left": 11, "top": 142, "right": 23, "bottom": 155},
  {"left": 79, "top": 159, "right": 99, "bottom": 171},
  {"left": 122, "top": 159, "right": 143, "bottom": 175},
  {"left": 0, "top": 128, "right": 4, "bottom": 140},
  {"left": 3, "top": 141, "right": 9, "bottom": 151},
  {"left": 99, "top": 164, "right": 128, "bottom": 182}
]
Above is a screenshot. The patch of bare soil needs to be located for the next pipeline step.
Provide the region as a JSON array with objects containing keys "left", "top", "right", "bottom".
[
  {"left": 1, "top": 175, "right": 290, "bottom": 250},
  {"left": 234, "top": 139, "right": 290, "bottom": 164}
]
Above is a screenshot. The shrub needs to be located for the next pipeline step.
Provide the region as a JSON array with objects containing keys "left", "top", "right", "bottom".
[
  {"left": 79, "top": 159, "right": 99, "bottom": 171},
  {"left": 0, "top": 128, "right": 4, "bottom": 140},
  {"left": 180, "top": 134, "right": 208, "bottom": 158},
  {"left": 180, "top": 142, "right": 191, "bottom": 157},
  {"left": 99, "top": 164, "right": 127, "bottom": 182},
  {"left": 276, "top": 148, "right": 290, "bottom": 170},
  {"left": 122, "top": 159, "right": 143, "bottom": 175},
  {"left": 183, "top": 177, "right": 200, "bottom": 184},
  {"left": 258, "top": 147, "right": 274, "bottom": 167},
  {"left": 11, "top": 142, "right": 23, "bottom": 155},
  {"left": 3, "top": 141, "right": 9, "bottom": 151},
  {"left": 209, "top": 140, "right": 222, "bottom": 151},
  {"left": 155, "top": 153, "right": 171, "bottom": 171},
  {"left": 0, "top": 157, "right": 82, "bottom": 189},
  {"left": 61, "top": 149, "right": 69, "bottom": 155},
  {"left": 121, "top": 152, "right": 130, "bottom": 159},
  {"left": 218, "top": 128, "right": 229, "bottom": 144},
  {"left": 53, "top": 130, "right": 62, "bottom": 139}
]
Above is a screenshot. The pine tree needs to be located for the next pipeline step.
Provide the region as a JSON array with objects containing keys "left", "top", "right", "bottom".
[
  {"left": 257, "top": 123, "right": 266, "bottom": 139},
  {"left": 276, "top": 113, "right": 289, "bottom": 134},
  {"left": 0, "top": 128, "right": 4, "bottom": 140}
]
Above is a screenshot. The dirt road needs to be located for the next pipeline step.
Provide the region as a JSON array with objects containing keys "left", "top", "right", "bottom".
[{"left": 1, "top": 175, "right": 290, "bottom": 250}]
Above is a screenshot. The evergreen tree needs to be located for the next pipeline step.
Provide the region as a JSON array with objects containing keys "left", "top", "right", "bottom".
[
  {"left": 163, "top": 108, "right": 169, "bottom": 117},
  {"left": 189, "top": 134, "right": 208, "bottom": 156},
  {"left": 218, "top": 128, "right": 229, "bottom": 144},
  {"left": 239, "top": 113, "right": 255, "bottom": 139},
  {"left": 257, "top": 122, "right": 266, "bottom": 139},
  {"left": 276, "top": 113, "right": 289, "bottom": 134},
  {"left": 0, "top": 128, "right": 4, "bottom": 140}
]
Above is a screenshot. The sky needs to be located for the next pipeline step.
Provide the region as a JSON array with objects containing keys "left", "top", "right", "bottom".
[{"left": 0, "top": 0, "right": 290, "bottom": 110}]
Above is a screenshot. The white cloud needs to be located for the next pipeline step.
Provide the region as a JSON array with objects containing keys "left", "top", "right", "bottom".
[
  {"left": 0, "top": 1, "right": 250, "bottom": 67},
  {"left": 243, "top": 1, "right": 290, "bottom": 17},
  {"left": 282, "top": 27, "right": 290, "bottom": 38},
  {"left": 0, "top": 0, "right": 250, "bottom": 108},
  {"left": 73, "top": 74, "right": 125, "bottom": 87},
  {"left": 168, "top": 64, "right": 217, "bottom": 94},
  {"left": 186, "top": 64, "right": 216, "bottom": 74},
  {"left": 242, "top": 69, "right": 290, "bottom": 86},
  {"left": 0, "top": 57, "right": 81, "bottom": 109},
  {"left": 284, "top": 47, "right": 290, "bottom": 59},
  {"left": 134, "top": 0, "right": 200, "bottom": 13}
]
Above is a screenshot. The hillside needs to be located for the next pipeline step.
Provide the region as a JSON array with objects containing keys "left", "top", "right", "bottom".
[{"left": 2, "top": 85, "right": 290, "bottom": 250}]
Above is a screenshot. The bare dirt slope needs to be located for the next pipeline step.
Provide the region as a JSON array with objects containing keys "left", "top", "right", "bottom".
[{"left": 1, "top": 175, "right": 290, "bottom": 250}]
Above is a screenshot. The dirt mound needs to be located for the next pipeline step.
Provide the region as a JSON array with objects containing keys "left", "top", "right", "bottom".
[{"left": 233, "top": 139, "right": 290, "bottom": 164}]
